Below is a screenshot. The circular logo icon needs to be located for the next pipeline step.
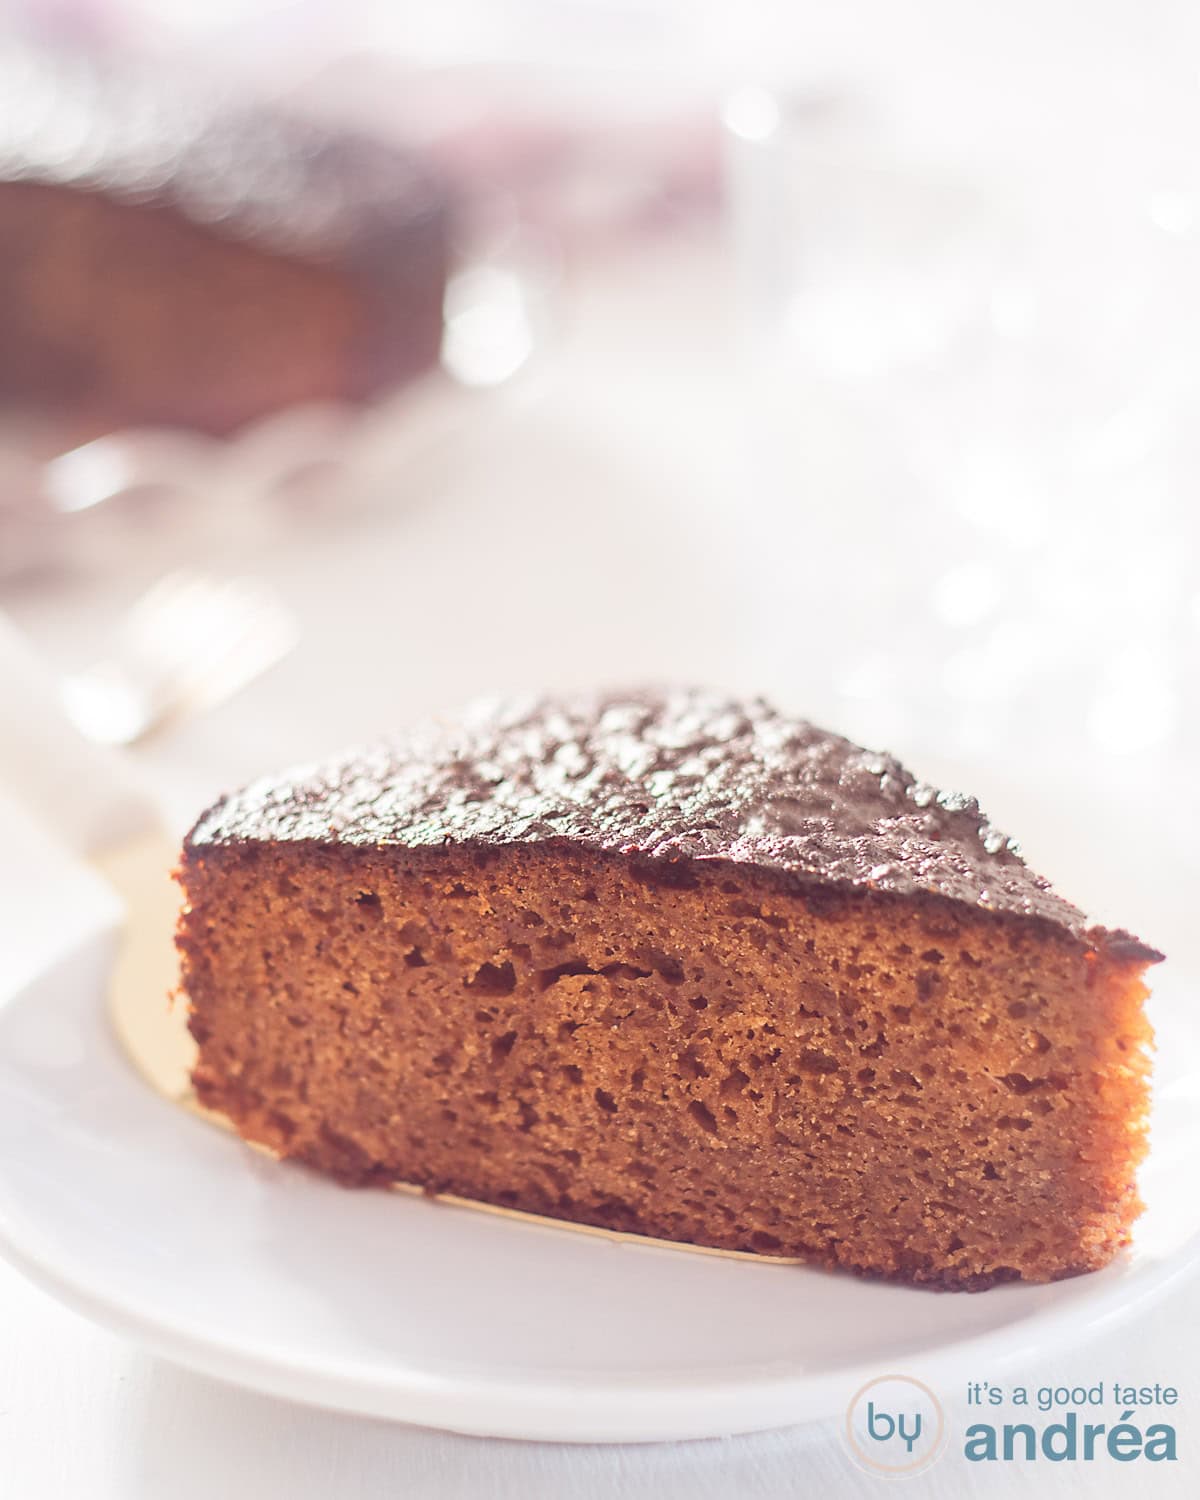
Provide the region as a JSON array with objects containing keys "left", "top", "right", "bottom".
[{"left": 844, "top": 1374, "right": 947, "bottom": 1477}]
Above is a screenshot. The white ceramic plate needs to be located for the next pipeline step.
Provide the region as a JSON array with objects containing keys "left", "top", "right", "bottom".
[{"left": 0, "top": 925, "right": 1197, "bottom": 1444}]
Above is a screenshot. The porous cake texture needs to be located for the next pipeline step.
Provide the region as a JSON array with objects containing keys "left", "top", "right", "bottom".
[{"left": 177, "top": 691, "right": 1160, "bottom": 1289}]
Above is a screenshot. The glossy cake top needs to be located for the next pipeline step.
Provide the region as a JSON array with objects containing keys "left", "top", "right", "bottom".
[
  {"left": 0, "top": 41, "right": 443, "bottom": 258},
  {"left": 187, "top": 689, "right": 1157, "bottom": 955}
]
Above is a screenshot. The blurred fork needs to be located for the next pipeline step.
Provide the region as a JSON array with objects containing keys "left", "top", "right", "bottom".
[{"left": 60, "top": 570, "right": 298, "bottom": 747}]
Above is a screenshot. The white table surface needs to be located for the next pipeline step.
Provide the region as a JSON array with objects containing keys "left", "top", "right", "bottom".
[{"left": 3, "top": 238, "right": 1197, "bottom": 1498}]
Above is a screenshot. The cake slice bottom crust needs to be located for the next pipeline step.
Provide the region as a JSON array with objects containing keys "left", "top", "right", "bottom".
[{"left": 178, "top": 843, "right": 1153, "bottom": 1290}]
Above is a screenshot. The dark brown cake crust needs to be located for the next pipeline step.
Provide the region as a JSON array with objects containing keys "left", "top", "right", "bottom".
[{"left": 186, "top": 688, "right": 1157, "bottom": 961}]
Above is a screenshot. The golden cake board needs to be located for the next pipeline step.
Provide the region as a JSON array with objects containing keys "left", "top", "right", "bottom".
[{"left": 96, "top": 830, "right": 802, "bottom": 1265}]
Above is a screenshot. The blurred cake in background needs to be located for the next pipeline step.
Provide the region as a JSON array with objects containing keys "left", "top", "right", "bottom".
[{"left": 0, "top": 44, "right": 450, "bottom": 440}]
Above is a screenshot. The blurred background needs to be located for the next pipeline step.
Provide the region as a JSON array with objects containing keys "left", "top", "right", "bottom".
[{"left": 1, "top": 0, "right": 1197, "bottom": 962}]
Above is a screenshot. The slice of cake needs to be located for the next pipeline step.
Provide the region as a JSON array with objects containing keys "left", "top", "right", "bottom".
[
  {"left": 0, "top": 44, "right": 448, "bottom": 439},
  {"left": 176, "top": 690, "right": 1160, "bottom": 1289}
]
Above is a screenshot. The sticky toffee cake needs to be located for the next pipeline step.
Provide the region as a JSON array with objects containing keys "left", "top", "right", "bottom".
[{"left": 176, "top": 691, "right": 1160, "bottom": 1289}]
